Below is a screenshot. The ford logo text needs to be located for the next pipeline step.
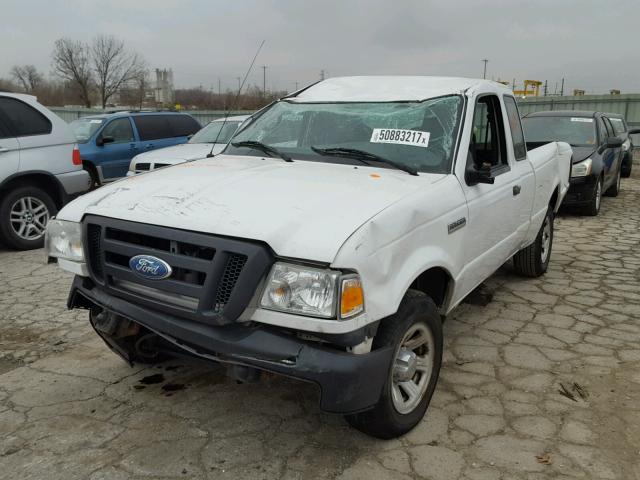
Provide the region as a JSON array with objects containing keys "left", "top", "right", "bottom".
[{"left": 129, "top": 255, "right": 172, "bottom": 280}]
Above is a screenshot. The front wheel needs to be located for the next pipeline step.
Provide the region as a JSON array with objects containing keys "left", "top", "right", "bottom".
[
  {"left": 512, "top": 207, "right": 553, "bottom": 277},
  {"left": 345, "top": 290, "right": 443, "bottom": 439},
  {"left": 582, "top": 176, "right": 602, "bottom": 216},
  {"left": 0, "top": 186, "right": 57, "bottom": 250}
]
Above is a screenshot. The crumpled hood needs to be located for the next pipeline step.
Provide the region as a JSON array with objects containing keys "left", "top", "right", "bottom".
[
  {"left": 58, "top": 155, "right": 444, "bottom": 262},
  {"left": 571, "top": 146, "right": 596, "bottom": 164},
  {"left": 133, "top": 143, "right": 225, "bottom": 163}
]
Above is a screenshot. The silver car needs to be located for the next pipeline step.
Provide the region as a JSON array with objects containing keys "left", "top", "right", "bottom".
[{"left": 0, "top": 92, "right": 89, "bottom": 249}]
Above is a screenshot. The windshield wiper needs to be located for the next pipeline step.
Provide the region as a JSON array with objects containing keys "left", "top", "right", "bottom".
[
  {"left": 311, "top": 146, "right": 418, "bottom": 176},
  {"left": 231, "top": 140, "right": 292, "bottom": 162}
]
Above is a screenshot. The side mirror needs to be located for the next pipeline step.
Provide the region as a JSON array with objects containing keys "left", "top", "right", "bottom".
[
  {"left": 628, "top": 129, "right": 640, "bottom": 135},
  {"left": 96, "top": 136, "right": 115, "bottom": 147},
  {"left": 466, "top": 164, "right": 496, "bottom": 186},
  {"left": 606, "top": 137, "right": 623, "bottom": 148}
]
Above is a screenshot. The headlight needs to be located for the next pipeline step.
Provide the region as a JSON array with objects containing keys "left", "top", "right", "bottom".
[
  {"left": 571, "top": 158, "right": 592, "bottom": 177},
  {"left": 260, "top": 262, "right": 364, "bottom": 319},
  {"left": 45, "top": 219, "right": 84, "bottom": 262}
]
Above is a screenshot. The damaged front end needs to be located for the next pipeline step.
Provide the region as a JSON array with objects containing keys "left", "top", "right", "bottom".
[{"left": 69, "top": 276, "right": 394, "bottom": 414}]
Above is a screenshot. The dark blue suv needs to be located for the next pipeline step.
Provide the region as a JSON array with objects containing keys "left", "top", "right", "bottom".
[{"left": 70, "top": 111, "right": 201, "bottom": 186}]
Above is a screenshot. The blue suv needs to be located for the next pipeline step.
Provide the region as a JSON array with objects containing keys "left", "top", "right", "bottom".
[{"left": 69, "top": 111, "right": 201, "bottom": 186}]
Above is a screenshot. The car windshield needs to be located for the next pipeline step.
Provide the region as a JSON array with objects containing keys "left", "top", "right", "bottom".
[
  {"left": 521, "top": 116, "right": 597, "bottom": 147},
  {"left": 224, "top": 96, "right": 463, "bottom": 174},
  {"left": 69, "top": 117, "right": 104, "bottom": 143},
  {"left": 189, "top": 120, "right": 241, "bottom": 144}
]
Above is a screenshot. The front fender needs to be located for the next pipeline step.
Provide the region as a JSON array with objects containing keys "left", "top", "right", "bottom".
[{"left": 332, "top": 175, "right": 467, "bottom": 322}]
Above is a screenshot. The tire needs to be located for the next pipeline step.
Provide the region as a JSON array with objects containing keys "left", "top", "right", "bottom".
[
  {"left": 513, "top": 207, "right": 553, "bottom": 278},
  {"left": 84, "top": 162, "right": 101, "bottom": 190},
  {"left": 345, "top": 290, "right": 443, "bottom": 439},
  {"left": 0, "top": 186, "right": 57, "bottom": 250},
  {"left": 605, "top": 165, "right": 622, "bottom": 197},
  {"left": 621, "top": 152, "right": 632, "bottom": 178},
  {"left": 582, "top": 176, "right": 602, "bottom": 216}
]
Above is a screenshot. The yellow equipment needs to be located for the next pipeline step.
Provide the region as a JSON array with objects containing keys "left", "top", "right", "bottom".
[{"left": 514, "top": 80, "right": 543, "bottom": 97}]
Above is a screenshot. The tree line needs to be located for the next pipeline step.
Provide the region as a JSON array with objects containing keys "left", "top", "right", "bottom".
[{"left": 1, "top": 34, "right": 292, "bottom": 111}]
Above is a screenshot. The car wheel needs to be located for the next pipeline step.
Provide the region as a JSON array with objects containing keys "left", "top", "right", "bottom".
[
  {"left": 582, "top": 176, "right": 602, "bottom": 216},
  {"left": 513, "top": 207, "right": 553, "bottom": 277},
  {"left": 345, "top": 290, "right": 443, "bottom": 439},
  {"left": 621, "top": 152, "right": 632, "bottom": 178},
  {"left": 605, "top": 165, "right": 622, "bottom": 197},
  {"left": 0, "top": 186, "right": 57, "bottom": 250}
]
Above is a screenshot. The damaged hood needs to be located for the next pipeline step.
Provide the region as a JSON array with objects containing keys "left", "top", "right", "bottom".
[{"left": 58, "top": 155, "right": 444, "bottom": 262}]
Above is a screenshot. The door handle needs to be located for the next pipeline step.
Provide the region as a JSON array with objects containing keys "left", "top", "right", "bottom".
[{"left": 513, "top": 185, "right": 521, "bottom": 196}]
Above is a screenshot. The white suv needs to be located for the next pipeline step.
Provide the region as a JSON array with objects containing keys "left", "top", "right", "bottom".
[{"left": 0, "top": 92, "right": 89, "bottom": 250}]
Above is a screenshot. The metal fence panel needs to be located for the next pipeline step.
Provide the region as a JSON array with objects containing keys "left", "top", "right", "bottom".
[{"left": 49, "top": 108, "right": 255, "bottom": 125}]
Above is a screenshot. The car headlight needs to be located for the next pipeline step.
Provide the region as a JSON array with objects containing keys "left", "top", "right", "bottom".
[
  {"left": 45, "top": 219, "right": 84, "bottom": 262},
  {"left": 260, "top": 262, "right": 364, "bottom": 319},
  {"left": 571, "top": 158, "right": 592, "bottom": 177}
]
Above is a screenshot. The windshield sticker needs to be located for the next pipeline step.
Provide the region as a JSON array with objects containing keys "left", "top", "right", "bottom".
[
  {"left": 571, "top": 118, "right": 593, "bottom": 123},
  {"left": 370, "top": 128, "right": 430, "bottom": 148},
  {"left": 89, "top": 119, "right": 103, "bottom": 124}
]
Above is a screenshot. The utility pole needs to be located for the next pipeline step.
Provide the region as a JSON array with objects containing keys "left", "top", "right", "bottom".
[
  {"left": 261, "top": 65, "right": 267, "bottom": 96},
  {"left": 481, "top": 59, "right": 489, "bottom": 79},
  {"left": 512, "top": 78, "right": 516, "bottom": 92},
  {"left": 320, "top": 69, "right": 325, "bottom": 81},
  {"left": 236, "top": 77, "right": 241, "bottom": 91},
  {"left": 543, "top": 80, "right": 548, "bottom": 96},
  {"left": 560, "top": 78, "right": 565, "bottom": 96},
  {"left": 295, "top": 81, "right": 299, "bottom": 91},
  {"left": 218, "top": 78, "right": 221, "bottom": 96}
]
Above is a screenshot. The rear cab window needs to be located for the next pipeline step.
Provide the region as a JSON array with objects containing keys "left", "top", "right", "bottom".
[
  {"left": 0, "top": 97, "right": 52, "bottom": 137},
  {"left": 608, "top": 117, "right": 626, "bottom": 135}
]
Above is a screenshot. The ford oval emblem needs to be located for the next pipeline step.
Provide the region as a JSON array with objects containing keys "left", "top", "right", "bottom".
[{"left": 129, "top": 255, "right": 172, "bottom": 280}]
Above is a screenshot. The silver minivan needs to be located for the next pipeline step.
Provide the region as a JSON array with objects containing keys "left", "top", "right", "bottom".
[{"left": 0, "top": 93, "right": 89, "bottom": 250}]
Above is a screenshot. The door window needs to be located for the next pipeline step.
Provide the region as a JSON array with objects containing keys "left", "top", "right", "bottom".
[
  {"left": 470, "top": 95, "right": 507, "bottom": 169},
  {"left": 0, "top": 118, "right": 12, "bottom": 139},
  {"left": 503, "top": 96, "right": 527, "bottom": 161},
  {"left": 133, "top": 115, "right": 173, "bottom": 141},
  {"left": 100, "top": 118, "right": 134, "bottom": 144},
  {"left": 0, "top": 97, "right": 52, "bottom": 137}
]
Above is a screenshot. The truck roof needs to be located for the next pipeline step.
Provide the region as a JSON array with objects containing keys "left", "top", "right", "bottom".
[{"left": 290, "top": 76, "right": 508, "bottom": 103}]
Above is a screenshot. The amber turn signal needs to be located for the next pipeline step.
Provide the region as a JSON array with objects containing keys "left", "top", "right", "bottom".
[{"left": 340, "top": 277, "right": 364, "bottom": 318}]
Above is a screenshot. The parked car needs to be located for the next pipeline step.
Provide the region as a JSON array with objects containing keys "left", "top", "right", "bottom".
[
  {"left": 127, "top": 115, "right": 249, "bottom": 175},
  {"left": 605, "top": 113, "right": 637, "bottom": 178},
  {"left": 47, "top": 76, "right": 570, "bottom": 438},
  {"left": 0, "top": 92, "right": 89, "bottom": 250},
  {"left": 521, "top": 111, "right": 623, "bottom": 216},
  {"left": 69, "top": 111, "right": 201, "bottom": 186}
]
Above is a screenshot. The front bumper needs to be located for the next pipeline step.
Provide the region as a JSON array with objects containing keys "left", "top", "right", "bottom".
[
  {"left": 68, "top": 276, "right": 394, "bottom": 414},
  {"left": 562, "top": 175, "right": 598, "bottom": 206}
]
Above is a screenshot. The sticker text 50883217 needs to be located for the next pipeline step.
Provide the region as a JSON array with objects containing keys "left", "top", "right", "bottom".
[{"left": 370, "top": 128, "right": 430, "bottom": 148}]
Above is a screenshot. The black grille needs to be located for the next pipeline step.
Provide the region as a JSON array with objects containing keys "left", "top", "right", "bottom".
[
  {"left": 83, "top": 215, "right": 273, "bottom": 324},
  {"left": 135, "top": 163, "right": 150, "bottom": 171},
  {"left": 214, "top": 254, "right": 247, "bottom": 312},
  {"left": 153, "top": 163, "right": 171, "bottom": 169}
]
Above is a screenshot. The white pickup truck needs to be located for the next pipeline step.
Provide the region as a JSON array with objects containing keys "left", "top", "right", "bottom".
[{"left": 47, "top": 76, "right": 571, "bottom": 438}]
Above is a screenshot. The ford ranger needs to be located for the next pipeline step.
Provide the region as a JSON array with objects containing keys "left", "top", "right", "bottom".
[{"left": 46, "top": 76, "right": 571, "bottom": 438}]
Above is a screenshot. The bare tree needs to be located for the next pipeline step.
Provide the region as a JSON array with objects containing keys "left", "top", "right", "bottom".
[
  {"left": 10, "top": 65, "right": 43, "bottom": 92},
  {"left": 52, "top": 38, "right": 93, "bottom": 107},
  {"left": 92, "top": 35, "right": 145, "bottom": 109}
]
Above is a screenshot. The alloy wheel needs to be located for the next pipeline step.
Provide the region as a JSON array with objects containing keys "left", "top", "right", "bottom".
[
  {"left": 9, "top": 196, "right": 50, "bottom": 240},
  {"left": 391, "top": 323, "right": 435, "bottom": 414}
]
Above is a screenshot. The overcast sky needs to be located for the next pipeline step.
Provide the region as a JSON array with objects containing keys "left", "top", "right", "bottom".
[{"left": 1, "top": 0, "right": 638, "bottom": 94}]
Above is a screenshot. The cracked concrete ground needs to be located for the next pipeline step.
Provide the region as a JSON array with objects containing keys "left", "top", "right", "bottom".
[{"left": 2, "top": 166, "right": 640, "bottom": 480}]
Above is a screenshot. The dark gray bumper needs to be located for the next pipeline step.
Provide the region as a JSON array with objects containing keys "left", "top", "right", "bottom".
[{"left": 68, "top": 277, "right": 394, "bottom": 414}]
